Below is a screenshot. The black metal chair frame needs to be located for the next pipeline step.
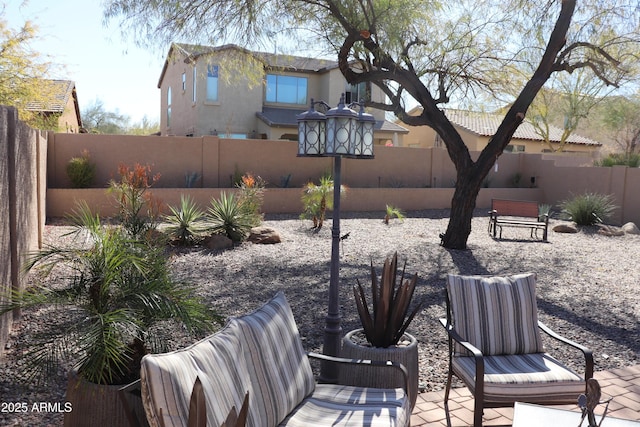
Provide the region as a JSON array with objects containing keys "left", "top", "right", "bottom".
[{"left": 440, "top": 289, "right": 594, "bottom": 427}]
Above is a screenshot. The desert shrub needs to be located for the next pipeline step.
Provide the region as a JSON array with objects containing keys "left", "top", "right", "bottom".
[
  {"left": 66, "top": 150, "right": 96, "bottom": 188},
  {"left": 594, "top": 152, "right": 640, "bottom": 167},
  {"left": 108, "top": 163, "right": 161, "bottom": 240},
  {"left": 236, "top": 173, "right": 265, "bottom": 227},
  {"left": 560, "top": 192, "right": 617, "bottom": 225}
]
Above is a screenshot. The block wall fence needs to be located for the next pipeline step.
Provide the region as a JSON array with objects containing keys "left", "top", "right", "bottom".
[
  {"left": 2, "top": 108, "right": 639, "bottom": 352},
  {"left": 0, "top": 106, "right": 47, "bottom": 354},
  {"left": 46, "top": 132, "right": 640, "bottom": 226}
]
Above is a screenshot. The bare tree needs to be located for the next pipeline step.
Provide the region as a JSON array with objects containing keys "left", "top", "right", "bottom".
[{"left": 104, "top": 0, "right": 640, "bottom": 248}]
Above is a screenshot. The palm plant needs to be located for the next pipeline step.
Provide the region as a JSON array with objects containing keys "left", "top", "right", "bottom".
[
  {"left": 0, "top": 202, "right": 217, "bottom": 385},
  {"left": 164, "top": 195, "right": 207, "bottom": 245},
  {"left": 300, "top": 175, "right": 345, "bottom": 230},
  {"left": 384, "top": 204, "right": 405, "bottom": 225},
  {"left": 207, "top": 192, "right": 254, "bottom": 242},
  {"left": 353, "top": 252, "right": 422, "bottom": 348}
]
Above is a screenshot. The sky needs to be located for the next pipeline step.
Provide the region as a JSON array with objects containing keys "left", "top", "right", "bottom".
[{"left": 4, "top": 0, "right": 166, "bottom": 123}]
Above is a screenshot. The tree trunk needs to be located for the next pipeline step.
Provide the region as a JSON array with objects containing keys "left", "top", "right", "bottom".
[{"left": 440, "top": 170, "right": 483, "bottom": 250}]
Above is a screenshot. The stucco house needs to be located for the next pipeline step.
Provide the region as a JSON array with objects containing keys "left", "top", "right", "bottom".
[
  {"left": 26, "top": 79, "right": 82, "bottom": 133},
  {"left": 157, "top": 43, "right": 408, "bottom": 144},
  {"left": 401, "top": 107, "right": 602, "bottom": 154}
]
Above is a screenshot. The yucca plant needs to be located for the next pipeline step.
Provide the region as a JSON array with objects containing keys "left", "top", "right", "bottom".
[
  {"left": 0, "top": 202, "right": 218, "bottom": 386},
  {"left": 164, "top": 195, "right": 207, "bottom": 245},
  {"left": 384, "top": 204, "right": 405, "bottom": 225},
  {"left": 353, "top": 252, "right": 423, "bottom": 348},
  {"left": 207, "top": 192, "right": 254, "bottom": 242}
]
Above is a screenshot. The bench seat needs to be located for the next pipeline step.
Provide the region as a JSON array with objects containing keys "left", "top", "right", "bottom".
[
  {"left": 135, "top": 292, "right": 410, "bottom": 427},
  {"left": 489, "top": 199, "right": 548, "bottom": 241}
]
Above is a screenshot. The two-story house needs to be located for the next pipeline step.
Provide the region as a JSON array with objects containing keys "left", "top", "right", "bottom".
[{"left": 157, "top": 43, "right": 408, "bottom": 144}]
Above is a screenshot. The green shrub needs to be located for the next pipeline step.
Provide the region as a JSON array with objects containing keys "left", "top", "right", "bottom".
[
  {"left": 560, "top": 192, "right": 617, "bottom": 225},
  {"left": 108, "top": 163, "right": 161, "bottom": 240},
  {"left": 164, "top": 195, "right": 207, "bottom": 245},
  {"left": 207, "top": 192, "right": 254, "bottom": 242},
  {"left": 594, "top": 152, "right": 640, "bottom": 167},
  {"left": 66, "top": 150, "right": 96, "bottom": 188},
  {"left": 236, "top": 173, "right": 265, "bottom": 227}
]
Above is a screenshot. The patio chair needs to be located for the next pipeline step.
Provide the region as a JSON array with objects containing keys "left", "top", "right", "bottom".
[{"left": 439, "top": 272, "right": 594, "bottom": 427}]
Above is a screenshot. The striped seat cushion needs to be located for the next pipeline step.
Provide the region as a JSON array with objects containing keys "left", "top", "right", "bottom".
[
  {"left": 279, "top": 384, "right": 410, "bottom": 427},
  {"left": 453, "top": 353, "right": 584, "bottom": 403},
  {"left": 234, "top": 291, "right": 316, "bottom": 427},
  {"left": 140, "top": 320, "right": 252, "bottom": 427},
  {"left": 447, "top": 273, "right": 544, "bottom": 356}
]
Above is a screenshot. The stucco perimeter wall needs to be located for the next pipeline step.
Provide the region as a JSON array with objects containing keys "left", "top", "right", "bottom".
[
  {"left": 47, "top": 133, "right": 640, "bottom": 225},
  {"left": 0, "top": 106, "right": 45, "bottom": 355}
]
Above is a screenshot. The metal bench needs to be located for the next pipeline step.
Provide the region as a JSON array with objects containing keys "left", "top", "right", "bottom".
[{"left": 488, "top": 199, "right": 549, "bottom": 241}]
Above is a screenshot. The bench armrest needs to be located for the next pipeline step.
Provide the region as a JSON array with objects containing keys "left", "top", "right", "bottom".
[
  {"left": 307, "top": 351, "right": 410, "bottom": 394},
  {"left": 538, "top": 321, "right": 594, "bottom": 380}
]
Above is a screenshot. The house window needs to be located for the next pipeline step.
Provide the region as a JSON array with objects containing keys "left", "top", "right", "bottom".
[
  {"left": 167, "top": 86, "right": 172, "bottom": 127},
  {"left": 265, "top": 74, "right": 307, "bottom": 105},
  {"left": 182, "top": 72, "right": 186, "bottom": 91},
  {"left": 345, "top": 82, "right": 368, "bottom": 104},
  {"left": 504, "top": 144, "right": 525, "bottom": 153},
  {"left": 192, "top": 67, "right": 197, "bottom": 103},
  {"left": 207, "top": 65, "right": 219, "bottom": 102}
]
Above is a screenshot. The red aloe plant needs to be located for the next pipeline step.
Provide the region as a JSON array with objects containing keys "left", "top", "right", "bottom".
[{"left": 353, "top": 252, "right": 422, "bottom": 347}]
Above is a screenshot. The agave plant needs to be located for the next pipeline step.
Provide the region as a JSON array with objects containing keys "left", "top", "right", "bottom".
[
  {"left": 164, "top": 195, "right": 207, "bottom": 245},
  {"left": 353, "top": 252, "right": 422, "bottom": 348},
  {"left": 207, "top": 192, "right": 254, "bottom": 242},
  {"left": 0, "top": 202, "right": 217, "bottom": 385}
]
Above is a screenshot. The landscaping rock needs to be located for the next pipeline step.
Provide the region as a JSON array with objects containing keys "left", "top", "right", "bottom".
[
  {"left": 553, "top": 223, "right": 578, "bottom": 233},
  {"left": 203, "top": 234, "right": 233, "bottom": 250},
  {"left": 622, "top": 222, "right": 640, "bottom": 235},
  {"left": 597, "top": 224, "right": 625, "bottom": 236},
  {"left": 248, "top": 226, "right": 281, "bottom": 244}
]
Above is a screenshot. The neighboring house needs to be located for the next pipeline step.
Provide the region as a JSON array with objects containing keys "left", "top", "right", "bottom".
[
  {"left": 157, "top": 43, "right": 408, "bottom": 144},
  {"left": 401, "top": 107, "right": 602, "bottom": 154},
  {"left": 25, "top": 79, "right": 82, "bottom": 133}
]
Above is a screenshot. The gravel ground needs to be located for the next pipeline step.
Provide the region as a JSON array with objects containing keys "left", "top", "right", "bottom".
[{"left": 1, "top": 210, "right": 639, "bottom": 426}]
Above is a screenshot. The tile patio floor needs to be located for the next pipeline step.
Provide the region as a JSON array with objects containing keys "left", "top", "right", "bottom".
[{"left": 410, "top": 365, "right": 640, "bottom": 426}]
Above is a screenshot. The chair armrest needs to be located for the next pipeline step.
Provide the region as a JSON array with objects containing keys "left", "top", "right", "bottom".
[
  {"left": 538, "top": 321, "right": 594, "bottom": 380},
  {"left": 118, "top": 379, "right": 144, "bottom": 427},
  {"left": 307, "top": 351, "right": 409, "bottom": 394}
]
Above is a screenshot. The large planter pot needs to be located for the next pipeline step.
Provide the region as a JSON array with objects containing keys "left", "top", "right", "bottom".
[
  {"left": 339, "top": 329, "right": 419, "bottom": 410},
  {"left": 64, "top": 370, "right": 148, "bottom": 427}
]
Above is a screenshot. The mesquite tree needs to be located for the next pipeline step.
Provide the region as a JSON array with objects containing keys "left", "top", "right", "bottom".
[{"left": 105, "top": 0, "right": 640, "bottom": 249}]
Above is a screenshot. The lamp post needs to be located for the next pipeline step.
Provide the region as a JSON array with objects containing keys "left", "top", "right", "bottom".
[{"left": 297, "top": 94, "right": 375, "bottom": 383}]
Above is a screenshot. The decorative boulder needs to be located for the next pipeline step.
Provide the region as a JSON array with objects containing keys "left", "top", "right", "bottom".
[
  {"left": 597, "top": 224, "right": 625, "bottom": 236},
  {"left": 553, "top": 223, "right": 578, "bottom": 233},
  {"left": 248, "top": 227, "right": 281, "bottom": 244},
  {"left": 622, "top": 222, "right": 640, "bottom": 235},
  {"left": 203, "top": 234, "right": 233, "bottom": 250}
]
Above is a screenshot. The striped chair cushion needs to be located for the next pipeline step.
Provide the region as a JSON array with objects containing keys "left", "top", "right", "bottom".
[
  {"left": 453, "top": 353, "right": 584, "bottom": 402},
  {"left": 279, "top": 384, "right": 410, "bottom": 427},
  {"left": 447, "top": 273, "right": 544, "bottom": 356},
  {"left": 140, "top": 320, "right": 252, "bottom": 427},
  {"left": 234, "top": 291, "right": 316, "bottom": 427}
]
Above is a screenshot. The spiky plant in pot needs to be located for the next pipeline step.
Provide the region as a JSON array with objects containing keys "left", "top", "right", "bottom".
[
  {"left": 353, "top": 252, "right": 422, "bottom": 348},
  {"left": 341, "top": 252, "right": 422, "bottom": 409}
]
